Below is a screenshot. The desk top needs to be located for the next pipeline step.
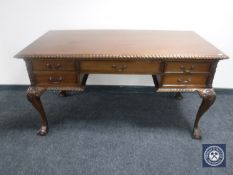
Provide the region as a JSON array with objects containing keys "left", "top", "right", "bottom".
[{"left": 15, "top": 30, "right": 228, "bottom": 60}]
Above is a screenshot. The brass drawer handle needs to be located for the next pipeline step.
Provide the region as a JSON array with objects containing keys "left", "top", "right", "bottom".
[
  {"left": 46, "top": 63, "right": 62, "bottom": 70},
  {"left": 112, "top": 64, "right": 128, "bottom": 72},
  {"left": 54, "top": 64, "right": 61, "bottom": 70},
  {"left": 49, "top": 76, "right": 63, "bottom": 84},
  {"left": 180, "top": 65, "right": 195, "bottom": 73},
  {"left": 46, "top": 63, "right": 52, "bottom": 69},
  {"left": 177, "top": 78, "right": 192, "bottom": 84},
  {"left": 112, "top": 64, "right": 117, "bottom": 69}
]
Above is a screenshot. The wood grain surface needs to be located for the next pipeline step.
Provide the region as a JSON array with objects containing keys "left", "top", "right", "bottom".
[{"left": 15, "top": 30, "right": 228, "bottom": 59}]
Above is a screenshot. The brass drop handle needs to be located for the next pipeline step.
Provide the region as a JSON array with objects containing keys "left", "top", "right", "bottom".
[
  {"left": 54, "top": 64, "right": 61, "bottom": 70},
  {"left": 112, "top": 64, "right": 117, "bottom": 69},
  {"left": 180, "top": 65, "right": 195, "bottom": 73},
  {"left": 112, "top": 64, "right": 128, "bottom": 72},
  {"left": 49, "top": 76, "right": 63, "bottom": 84},
  {"left": 46, "top": 63, "right": 62, "bottom": 70},
  {"left": 46, "top": 63, "right": 52, "bottom": 69},
  {"left": 177, "top": 78, "right": 192, "bottom": 84}
]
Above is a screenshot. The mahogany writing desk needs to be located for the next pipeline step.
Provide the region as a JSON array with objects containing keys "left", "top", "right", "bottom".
[{"left": 15, "top": 30, "right": 228, "bottom": 139}]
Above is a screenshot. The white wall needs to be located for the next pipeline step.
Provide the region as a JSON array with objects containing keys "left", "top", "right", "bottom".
[{"left": 0, "top": 0, "right": 232, "bottom": 87}]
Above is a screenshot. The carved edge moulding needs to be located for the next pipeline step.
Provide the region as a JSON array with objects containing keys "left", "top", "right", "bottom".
[{"left": 19, "top": 55, "right": 228, "bottom": 60}]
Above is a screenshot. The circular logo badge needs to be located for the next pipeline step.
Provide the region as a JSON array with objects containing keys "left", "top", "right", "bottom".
[{"left": 204, "top": 146, "right": 224, "bottom": 166}]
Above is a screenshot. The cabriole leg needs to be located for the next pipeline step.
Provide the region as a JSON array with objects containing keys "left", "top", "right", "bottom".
[
  {"left": 192, "top": 89, "right": 216, "bottom": 139},
  {"left": 26, "top": 87, "right": 48, "bottom": 136}
]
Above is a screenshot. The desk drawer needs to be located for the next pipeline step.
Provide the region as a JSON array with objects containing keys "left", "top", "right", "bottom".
[
  {"left": 32, "top": 60, "right": 75, "bottom": 71},
  {"left": 34, "top": 72, "right": 78, "bottom": 86},
  {"left": 80, "top": 61, "right": 160, "bottom": 74},
  {"left": 161, "top": 74, "right": 208, "bottom": 88},
  {"left": 165, "top": 62, "right": 210, "bottom": 73}
]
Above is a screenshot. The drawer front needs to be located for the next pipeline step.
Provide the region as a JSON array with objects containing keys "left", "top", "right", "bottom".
[
  {"left": 165, "top": 62, "right": 210, "bottom": 73},
  {"left": 34, "top": 72, "right": 78, "bottom": 86},
  {"left": 80, "top": 61, "right": 160, "bottom": 74},
  {"left": 32, "top": 60, "right": 75, "bottom": 71},
  {"left": 161, "top": 74, "right": 208, "bottom": 88}
]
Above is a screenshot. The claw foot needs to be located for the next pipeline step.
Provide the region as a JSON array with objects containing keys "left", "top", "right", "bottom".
[
  {"left": 192, "top": 128, "right": 201, "bottom": 140},
  {"left": 37, "top": 126, "right": 48, "bottom": 136},
  {"left": 175, "top": 92, "right": 183, "bottom": 100},
  {"left": 58, "top": 91, "right": 67, "bottom": 97}
]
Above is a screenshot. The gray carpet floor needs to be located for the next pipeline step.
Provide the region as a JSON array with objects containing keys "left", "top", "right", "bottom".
[{"left": 0, "top": 86, "right": 232, "bottom": 175}]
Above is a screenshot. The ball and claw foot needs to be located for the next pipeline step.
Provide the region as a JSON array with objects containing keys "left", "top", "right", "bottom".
[
  {"left": 58, "top": 91, "right": 67, "bottom": 97},
  {"left": 175, "top": 92, "right": 183, "bottom": 100},
  {"left": 192, "top": 128, "right": 201, "bottom": 140},
  {"left": 37, "top": 126, "right": 48, "bottom": 136}
]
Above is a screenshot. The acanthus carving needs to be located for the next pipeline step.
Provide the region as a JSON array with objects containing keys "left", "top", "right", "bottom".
[
  {"left": 197, "top": 88, "right": 216, "bottom": 99},
  {"left": 27, "top": 87, "right": 46, "bottom": 97}
]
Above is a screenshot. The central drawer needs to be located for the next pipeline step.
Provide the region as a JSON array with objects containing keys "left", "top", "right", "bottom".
[
  {"left": 80, "top": 61, "right": 160, "bottom": 74},
  {"left": 34, "top": 72, "right": 78, "bottom": 86}
]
